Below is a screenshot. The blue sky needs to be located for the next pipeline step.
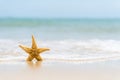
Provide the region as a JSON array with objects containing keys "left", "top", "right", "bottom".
[{"left": 0, "top": 0, "right": 120, "bottom": 18}]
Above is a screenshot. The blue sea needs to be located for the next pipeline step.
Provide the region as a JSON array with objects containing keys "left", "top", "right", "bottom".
[{"left": 0, "top": 18, "right": 120, "bottom": 62}]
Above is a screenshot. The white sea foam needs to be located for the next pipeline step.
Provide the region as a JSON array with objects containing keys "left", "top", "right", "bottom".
[{"left": 0, "top": 39, "right": 120, "bottom": 62}]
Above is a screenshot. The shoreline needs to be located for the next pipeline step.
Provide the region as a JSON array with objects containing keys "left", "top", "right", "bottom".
[{"left": 0, "top": 60, "right": 120, "bottom": 80}]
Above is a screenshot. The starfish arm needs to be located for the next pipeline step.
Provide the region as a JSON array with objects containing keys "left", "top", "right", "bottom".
[
  {"left": 19, "top": 45, "right": 32, "bottom": 53},
  {"left": 32, "top": 35, "right": 37, "bottom": 49},
  {"left": 35, "top": 55, "right": 43, "bottom": 61},
  {"left": 37, "top": 48, "right": 50, "bottom": 54},
  {"left": 26, "top": 55, "right": 34, "bottom": 61}
]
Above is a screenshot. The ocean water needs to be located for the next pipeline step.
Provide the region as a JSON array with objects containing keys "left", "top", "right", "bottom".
[{"left": 0, "top": 18, "right": 120, "bottom": 62}]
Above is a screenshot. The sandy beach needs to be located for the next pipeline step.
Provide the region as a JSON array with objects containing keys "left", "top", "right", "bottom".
[{"left": 0, "top": 60, "right": 120, "bottom": 80}]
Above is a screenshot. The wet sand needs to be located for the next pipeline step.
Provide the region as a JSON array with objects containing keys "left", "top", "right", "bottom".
[{"left": 0, "top": 60, "right": 120, "bottom": 80}]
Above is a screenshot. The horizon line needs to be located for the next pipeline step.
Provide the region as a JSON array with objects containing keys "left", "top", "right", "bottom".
[{"left": 0, "top": 17, "right": 120, "bottom": 20}]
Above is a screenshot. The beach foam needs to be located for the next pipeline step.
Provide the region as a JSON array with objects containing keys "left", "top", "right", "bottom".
[{"left": 0, "top": 39, "right": 120, "bottom": 62}]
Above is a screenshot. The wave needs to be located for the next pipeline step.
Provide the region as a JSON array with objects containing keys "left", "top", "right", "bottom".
[{"left": 0, "top": 39, "right": 120, "bottom": 62}]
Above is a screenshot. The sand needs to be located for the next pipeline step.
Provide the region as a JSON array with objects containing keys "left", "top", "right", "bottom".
[{"left": 0, "top": 60, "right": 120, "bottom": 80}]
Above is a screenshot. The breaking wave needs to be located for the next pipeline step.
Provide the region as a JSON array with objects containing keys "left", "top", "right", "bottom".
[{"left": 0, "top": 39, "right": 120, "bottom": 62}]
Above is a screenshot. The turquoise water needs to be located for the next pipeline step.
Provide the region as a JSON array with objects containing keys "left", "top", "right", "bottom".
[
  {"left": 0, "top": 18, "right": 120, "bottom": 62},
  {"left": 0, "top": 18, "right": 120, "bottom": 40}
]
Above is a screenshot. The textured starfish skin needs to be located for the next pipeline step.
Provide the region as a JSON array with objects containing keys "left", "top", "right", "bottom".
[{"left": 19, "top": 35, "right": 50, "bottom": 61}]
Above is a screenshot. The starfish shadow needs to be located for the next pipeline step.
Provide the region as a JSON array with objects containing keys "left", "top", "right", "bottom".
[{"left": 26, "top": 61, "right": 42, "bottom": 69}]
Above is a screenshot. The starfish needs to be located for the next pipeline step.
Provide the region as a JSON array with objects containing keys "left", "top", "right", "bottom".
[{"left": 19, "top": 35, "right": 50, "bottom": 61}]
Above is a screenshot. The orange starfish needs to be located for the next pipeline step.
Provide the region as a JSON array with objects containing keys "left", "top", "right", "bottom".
[{"left": 19, "top": 35, "right": 50, "bottom": 61}]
